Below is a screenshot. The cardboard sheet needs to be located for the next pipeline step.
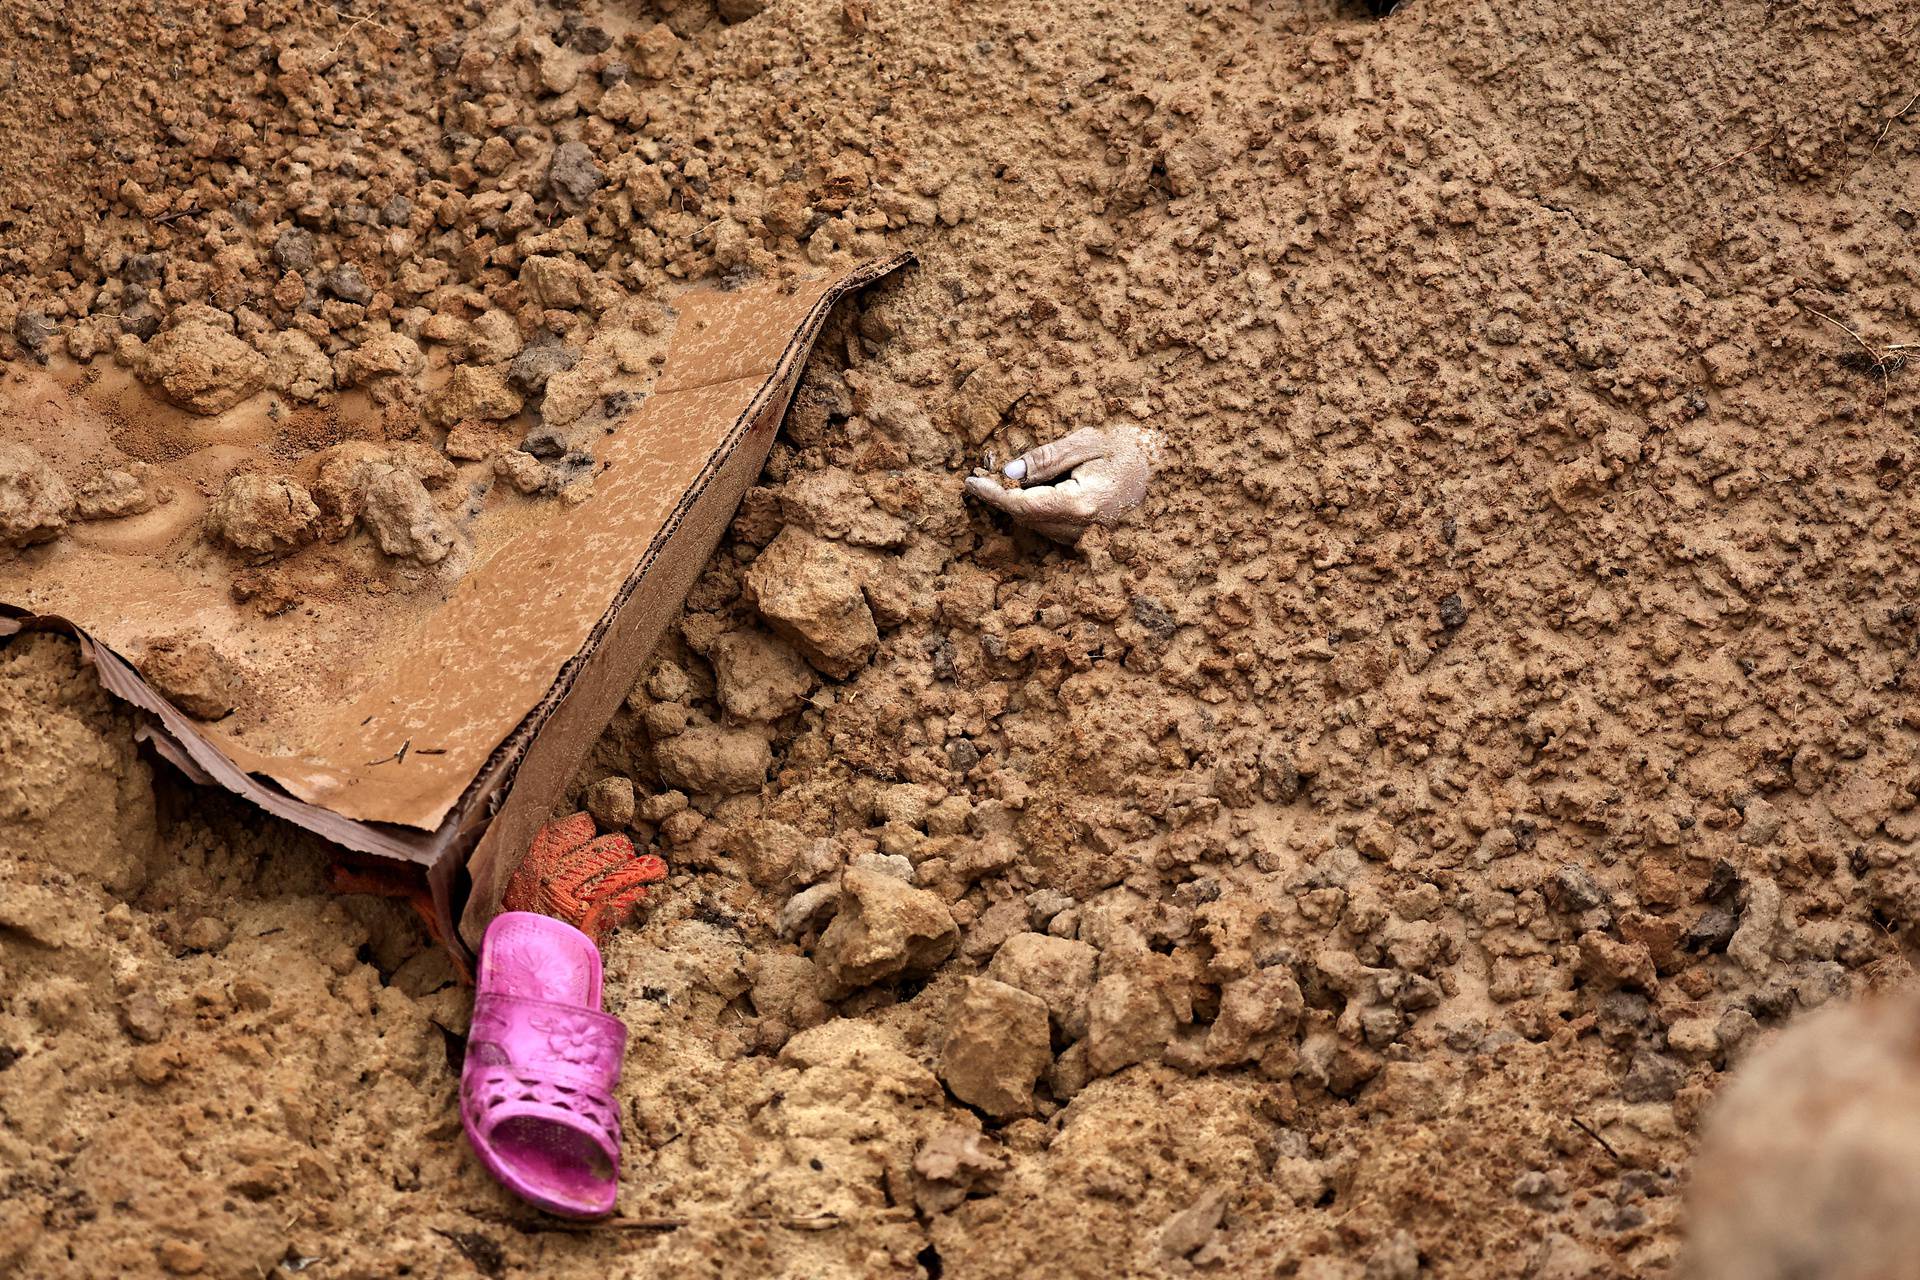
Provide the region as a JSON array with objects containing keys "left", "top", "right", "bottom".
[{"left": 2, "top": 254, "right": 910, "bottom": 951}]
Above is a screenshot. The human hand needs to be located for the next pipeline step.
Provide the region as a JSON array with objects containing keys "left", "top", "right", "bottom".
[{"left": 963, "top": 425, "right": 1162, "bottom": 542}]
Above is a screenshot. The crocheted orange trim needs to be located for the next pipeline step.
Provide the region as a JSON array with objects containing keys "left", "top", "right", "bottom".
[{"left": 502, "top": 812, "right": 668, "bottom": 946}]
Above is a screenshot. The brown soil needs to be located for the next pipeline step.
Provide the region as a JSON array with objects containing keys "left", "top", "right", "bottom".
[{"left": 5, "top": 0, "right": 1920, "bottom": 1277}]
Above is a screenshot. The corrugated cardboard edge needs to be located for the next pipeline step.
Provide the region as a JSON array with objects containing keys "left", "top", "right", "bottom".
[
  {"left": 3, "top": 252, "right": 912, "bottom": 962},
  {"left": 453, "top": 251, "right": 913, "bottom": 948}
]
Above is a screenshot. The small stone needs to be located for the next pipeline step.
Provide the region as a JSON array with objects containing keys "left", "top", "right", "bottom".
[
  {"left": 519, "top": 422, "right": 569, "bottom": 460},
  {"left": 339, "top": 331, "right": 424, "bottom": 385},
  {"left": 961, "top": 896, "right": 1029, "bottom": 962},
  {"left": 743, "top": 526, "right": 879, "bottom": 678},
  {"left": 547, "top": 141, "right": 606, "bottom": 209},
  {"left": 260, "top": 329, "right": 333, "bottom": 401},
  {"left": 379, "top": 194, "right": 413, "bottom": 227},
  {"left": 181, "top": 916, "right": 232, "bottom": 953},
  {"left": 1049, "top": 1038, "right": 1092, "bottom": 1101},
  {"left": 1728, "top": 876, "right": 1782, "bottom": 977},
  {"left": 508, "top": 341, "right": 580, "bottom": 394},
  {"left": 466, "top": 311, "right": 524, "bottom": 364},
  {"left": 131, "top": 1045, "right": 174, "bottom": 1086},
  {"left": 911, "top": 1128, "right": 1005, "bottom": 1215},
  {"left": 143, "top": 323, "right": 269, "bottom": 414},
  {"left": 564, "top": 19, "right": 614, "bottom": 53},
  {"left": 12, "top": 310, "right": 55, "bottom": 356},
  {"left": 1667, "top": 1015, "right": 1720, "bottom": 1060},
  {"left": 1621, "top": 1050, "right": 1684, "bottom": 1102},
  {"left": 1549, "top": 865, "right": 1606, "bottom": 914},
  {"left": 272, "top": 227, "right": 316, "bottom": 272},
  {"left": 322, "top": 263, "right": 372, "bottom": 304},
  {"left": 123, "top": 252, "right": 164, "bottom": 283},
  {"left": 1684, "top": 906, "right": 1740, "bottom": 954},
  {"left": 475, "top": 135, "right": 514, "bottom": 175},
  {"left": 119, "top": 993, "right": 167, "bottom": 1043},
  {"left": 118, "top": 303, "right": 161, "bottom": 341},
  {"left": 1355, "top": 820, "right": 1397, "bottom": 860},
  {"left": 853, "top": 851, "right": 914, "bottom": 881},
  {"left": 733, "top": 819, "right": 835, "bottom": 887},
  {"left": 139, "top": 637, "right": 247, "bottom": 720},
  {"left": 0, "top": 442, "right": 72, "bottom": 548},
  {"left": 1576, "top": 930, "right": 1657, "bottom": 993},
  {"left": 1740, "top": 797, "right": 1783, "bottom": 846},
  {"left": 1158, "top": 1188, "right": 1228, "bottom": 1261},
  {"left": 939, "top": 978, "right": 1052, "bottom": 1118},
  {"left": 779, "top": 882, "right": 841, "bottom": 939},
  {"left": 815, "top": 867, "right": 958, "bottom": 997},
  {"left": 632, "top": 23, "right": 679, "bottom": 79},
  {"left": 205, "top": 473, "right": 320, "bottom": 558},
  {"left": 708, "top": 628, "right": 815, "bottom": 721},
  {"left": 716, "top": 0, "right": 768, "bottom": 19},
  {"left": 585, "top": 776, "right": 636, "bottom": 829},
  {"left": 309, "top": 443, "right": 386, "bottom": 538},
  {"left": 539, "top": 45, "right": 579, "bottom": 95},
  {"left": 157, "top": 1240, "right": 206, "bottom": 1275},
  {"left": 493, "top": 450, "right": 555, "bottom": 495},
  {"left": 1205, "top": 966, "right": 1304, "bottom": 1067}
]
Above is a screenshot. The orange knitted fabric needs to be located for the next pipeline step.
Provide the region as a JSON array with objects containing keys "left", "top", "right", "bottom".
[{"left": 502, "top": 812, "right": 668, "bottom": 946}]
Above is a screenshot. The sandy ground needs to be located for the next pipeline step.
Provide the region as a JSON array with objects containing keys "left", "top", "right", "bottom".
[{"left": 5, "top": 0, "right": 1920, "bottom": 1275}]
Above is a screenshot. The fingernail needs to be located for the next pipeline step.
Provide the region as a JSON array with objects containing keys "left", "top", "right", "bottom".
[{"left": 1004, "top": 459, "right": 1027, "bottom": 480}]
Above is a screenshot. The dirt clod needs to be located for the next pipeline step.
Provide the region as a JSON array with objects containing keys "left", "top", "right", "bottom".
[
  {"left": 142, "top": 323, "right": 268, "bottom": 415},
  {"left": 940, "top": 977, "right": 1052, "bottom": 1118},
  {"left": 815, "top": 866, "right": 958, "bottom": 997},
  {"left": 204, "top": 473, "right": 320, "bottom": 559},
  {"left": 0, "top": 443, "right": 71, "bottom": 548},
  {"left": 138, "top": 637, "right": 246, "bottom": 721},
  {"left": 744, "top": 526, "right": 879, "bottom": 678}
]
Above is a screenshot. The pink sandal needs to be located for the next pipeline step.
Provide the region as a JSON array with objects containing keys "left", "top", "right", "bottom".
[{"left": 461, "top": 912, "right": 625, "bottom": 1218}]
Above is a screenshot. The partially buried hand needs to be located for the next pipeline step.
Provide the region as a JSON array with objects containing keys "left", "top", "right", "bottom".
[{"left": 963, "top": 425, "right": 1162, "bottom": 543}]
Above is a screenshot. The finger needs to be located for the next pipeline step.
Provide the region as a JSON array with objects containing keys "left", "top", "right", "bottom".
[
  {"left": 1007, "top": 426, "right": 1113, "bottom": 483},
  {"left": 967, "top": 474, "right": 1101, "bottom": 527},
  {"left": 965, "top": 474, "right": 1027, "bottom": 515}
]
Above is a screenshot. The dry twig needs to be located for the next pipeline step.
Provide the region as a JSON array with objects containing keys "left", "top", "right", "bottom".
[
  {"left": 1794, "top": 298, "right": 1907, "bottom": 407},
  {"left": 1701, "top": 130, "right": 1780, "bottom": 174},
  {"left": 1868, "top": 90, "right": 1920, "bottom": 161}
]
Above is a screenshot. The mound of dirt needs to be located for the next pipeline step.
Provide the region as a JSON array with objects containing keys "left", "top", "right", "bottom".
[{"left": 5, "top": 0, "right": 1920, "bottom": 1275}]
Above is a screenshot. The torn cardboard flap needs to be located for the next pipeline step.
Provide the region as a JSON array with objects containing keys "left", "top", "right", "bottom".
[{"left": 2, "top": 253, "right": 911, "bottom": 952}]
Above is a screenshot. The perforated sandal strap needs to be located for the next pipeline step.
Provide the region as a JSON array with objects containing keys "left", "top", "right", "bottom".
[
  {"left": 460, "top": 1065, "right": 624, "bottom": 1155},
  {"left": 467, "top": 991, "right": 628, "bottom": 1094}
]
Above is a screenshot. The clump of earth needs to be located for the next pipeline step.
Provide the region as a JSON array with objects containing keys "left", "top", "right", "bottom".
[{"left": 4, "top": 0, "right": 1920, "bottom": 1276}]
